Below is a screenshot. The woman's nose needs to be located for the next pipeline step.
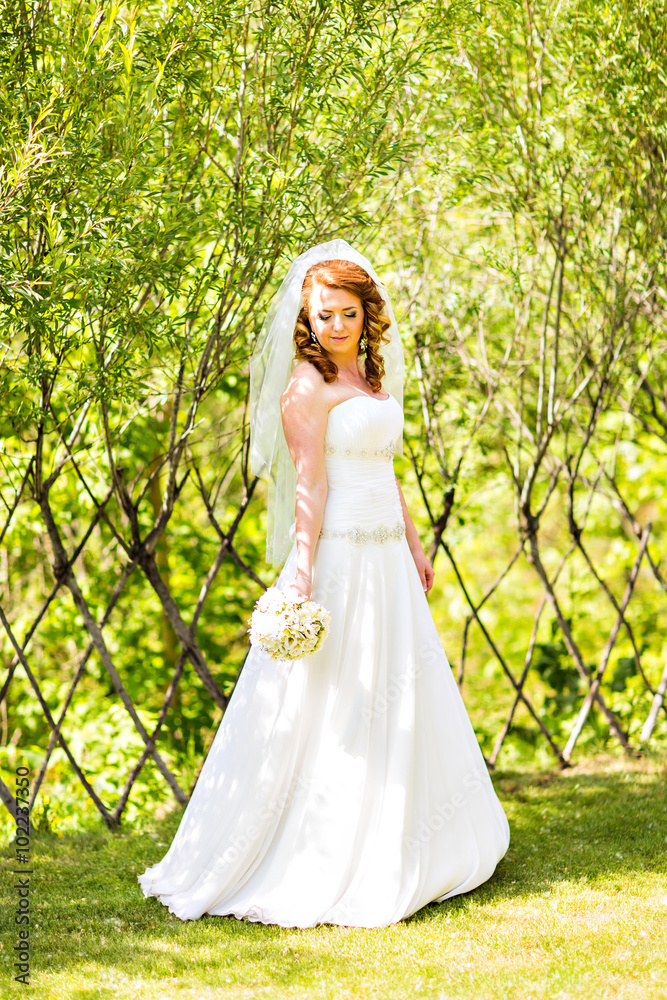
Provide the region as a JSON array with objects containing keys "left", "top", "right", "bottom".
[{"left": 333, "top": 314, "right": 344, "bottom": 331}]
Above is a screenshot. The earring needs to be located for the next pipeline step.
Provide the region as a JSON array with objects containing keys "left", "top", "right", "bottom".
[
  {"left": 359, "top": 333, "right": 368, "bottom": 351},
  {"left": 310, "top": 331, "right": 319, "bottom": 347}
]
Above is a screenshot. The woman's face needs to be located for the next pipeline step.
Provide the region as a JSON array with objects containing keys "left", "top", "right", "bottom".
[{"left": 308, "top": 282, "right": 364, "bottom": 359}]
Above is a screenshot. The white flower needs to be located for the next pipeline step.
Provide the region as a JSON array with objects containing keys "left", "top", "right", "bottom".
[{"left": 248, "top": 589, "right": 331, "bottom": 660}]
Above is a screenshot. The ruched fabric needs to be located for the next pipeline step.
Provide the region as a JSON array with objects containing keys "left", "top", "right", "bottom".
[
  {"left": 320, "top": 395, "right": 404, "bottom": 540},
  {"left": 138, "top": 393, "right": 509, "bottom": 927}
]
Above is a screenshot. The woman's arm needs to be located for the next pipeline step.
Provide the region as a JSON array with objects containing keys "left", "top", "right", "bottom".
[
  {"left": 395, "top": 475, "right": 435, "bottom": 593},
  {"left": 280, "top": 368, "right": 329, "bottom": 600}
]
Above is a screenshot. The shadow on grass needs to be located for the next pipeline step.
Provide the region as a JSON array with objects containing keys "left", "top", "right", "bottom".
[
  {"left": 0, "top": 753, "right": 665, "bottom": 995},
  {"left": 409, "top": 751, "right": 667, "bottom": 923}
]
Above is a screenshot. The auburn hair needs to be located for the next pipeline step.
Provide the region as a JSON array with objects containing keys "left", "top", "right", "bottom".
[{"left": 293, "top": 259, "right": 391, "bottom": 392}]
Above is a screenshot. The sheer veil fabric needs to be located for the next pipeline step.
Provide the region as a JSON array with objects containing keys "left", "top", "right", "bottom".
[
  {"left": 138, "top": 242, "right": 510, "bottom": 928},
  {"left": 249, "top": 239, "right": 405, "bottom": 568}
]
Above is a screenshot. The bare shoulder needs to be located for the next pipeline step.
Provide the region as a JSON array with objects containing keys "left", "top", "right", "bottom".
[{"left": 281, "top": 361, "right": 329, "bottom": 414}]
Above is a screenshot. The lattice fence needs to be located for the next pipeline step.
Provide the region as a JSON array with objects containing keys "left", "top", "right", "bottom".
[
  {"left": 2, "top": 323, "right": 666, "bottom": 830},
  {"left": 0, "top": 361, "right": 267, "bottom": 826}
]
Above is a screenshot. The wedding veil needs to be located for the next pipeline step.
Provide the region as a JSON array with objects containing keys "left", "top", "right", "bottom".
[{"left": 249, "top": 239, "right": 405, "bottom": 568}]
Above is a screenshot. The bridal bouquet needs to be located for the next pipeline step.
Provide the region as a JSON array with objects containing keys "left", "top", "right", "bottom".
[{"left": 248, "top": 587, "right": 331, "bottom": 660}]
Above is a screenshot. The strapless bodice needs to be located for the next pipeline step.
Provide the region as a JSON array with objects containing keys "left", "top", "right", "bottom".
[{"left": 320, "top": 393, "right": 404, "bottom": 540}]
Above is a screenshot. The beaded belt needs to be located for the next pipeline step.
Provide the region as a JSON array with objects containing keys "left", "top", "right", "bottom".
[
  {"left": 319, "top": 521, "right": 405, "bottom": 544},
  {"left": 324, "top": 442, "right": 396, "bottom": 461}
]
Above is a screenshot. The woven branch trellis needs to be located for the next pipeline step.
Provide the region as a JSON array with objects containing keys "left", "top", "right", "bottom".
[
  {"left": 393, "top": 232, "right": 667, "bottom": 774},
  {"left": 3, "top": 0, "right": 667, "bottom": 832},
  {"left": 0, "top": 376, "right": 263, "bottom": 826},
  {"left": 1, "top": 303, "right": 666, "bottom": 829}
]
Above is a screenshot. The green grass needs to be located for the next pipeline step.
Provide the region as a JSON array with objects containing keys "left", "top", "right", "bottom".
[{"left": 1, "top": 752, "right": 666, "bottom": 1000}]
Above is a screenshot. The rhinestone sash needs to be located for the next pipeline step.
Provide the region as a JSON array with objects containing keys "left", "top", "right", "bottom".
[
  {"left": 324, "top": 442, "right": 396, "bottom": 461},
  {"left": 319, "top": 521, "right": 405, "bottom": 545}
]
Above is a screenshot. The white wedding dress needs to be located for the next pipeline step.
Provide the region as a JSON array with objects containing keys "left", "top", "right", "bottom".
[{"left": 138, "top": 392, "right": 509, "bottom": 927}]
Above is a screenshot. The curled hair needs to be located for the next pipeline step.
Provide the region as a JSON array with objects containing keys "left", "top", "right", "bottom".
[{"left": 293, "top": 259, "right": 391, "bottom": 392}]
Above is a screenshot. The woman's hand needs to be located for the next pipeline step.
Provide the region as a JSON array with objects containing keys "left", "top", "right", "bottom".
[
  {"left": 393, "top": 474, "right": 435, "bottom": 593},
  {"left": 285, "top": 571, "right": 312, "bottom": 602},
  {"left": 411, "top": 548, "right": 435, "bottom": 593}
]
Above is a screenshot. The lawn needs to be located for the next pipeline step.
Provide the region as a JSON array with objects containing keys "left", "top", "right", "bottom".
[{"left": 1, "top": 751, "right": 665, "bottom": 1000}]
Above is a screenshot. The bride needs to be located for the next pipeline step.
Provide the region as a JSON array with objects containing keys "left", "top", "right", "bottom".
[{"left": 138, "top": 240, "right": 510, "bottom": 928}]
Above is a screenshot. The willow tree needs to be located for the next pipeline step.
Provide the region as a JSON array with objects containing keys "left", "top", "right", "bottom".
[
  {"left": 385, "top": 0, "right": 667, "bottom": 765},
  {"left": 2, "top": 0, "right": 666, "bottom": 834},
  {"left": 0, "top": 0, "right": 467, "bottom": 828}
]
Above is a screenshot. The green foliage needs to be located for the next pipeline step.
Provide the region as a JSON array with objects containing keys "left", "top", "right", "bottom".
[
  {"left": 609, "top": 656, "right": 639, "bottom": 694},
  {"left": 1, "top": 0, "right": 667, "bottom": 829},
  {"left": 533, "top": 628, "right": 582, "bottom": 721}
]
